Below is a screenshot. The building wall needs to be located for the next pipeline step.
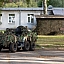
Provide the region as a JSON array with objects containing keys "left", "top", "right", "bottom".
[
  {"left": 0, "top": 8, "right": 52, "bottom": 30},
  {"left": 0, "top": 10, "right": 42, "bottom": 30},
  {"left": 36, "top": 18, "right": 64, "bottom": 35},
  {"left": 21, "top": 11, "right": 41, "bottom": 29},
  {"left": 0, "top": 11, "right": 19, "bottom": 30}
]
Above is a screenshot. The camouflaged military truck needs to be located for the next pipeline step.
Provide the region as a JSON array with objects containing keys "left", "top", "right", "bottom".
[{"left": 0, "top": 26, "right": 37, "bottom": 52}]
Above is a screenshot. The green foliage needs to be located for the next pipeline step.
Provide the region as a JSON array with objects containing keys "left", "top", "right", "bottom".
[
  {"left": 28, "top": 0, "right": 37, "bottom": 7},
  {"left": 37, "top": 0, "right": 49, "bottom": 7},
  {"left": 4, "top": 2, "right": 17, "bottom": 8},
  {"left": 16, "top": 2, "right": 27, "bottom": 7},
  {"left": 0, "top": 0, "right": 64, "bottom": 7},
  {"left": 0, "top": 2, "right": 3, "bottom": 7},
  {"left": 37, "top": 0, "right": 42, "bottom": 7},
  {"left": 4, "top": 2, "right": 27, "bottom": 8},
  {"left": 3, "top": 0, "right": 37, "bottom": 8},
  {"left": 0, "top": 0, "right": 9, "bottom": 7},
  {"left": 26, "top": 0, "right": 30, "bottom": 7},
  {"left": 37, "top": 0, "right": 64, "bottom": 7},
  {"left": 47, "top": 0, "right": 62, "bottom": 7}
]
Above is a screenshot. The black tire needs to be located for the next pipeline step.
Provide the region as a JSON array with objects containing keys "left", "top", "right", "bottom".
[
  {"left": 17, "top": 48, "right": 21, "bottom": 51},
  {"left": 30, "top": 42, "right": 35, "bottom": 51},
  {"left": 9, "top": 43, "right": 17, "bottom": 52},
  {"left": 22, "top": 41, "right": 30, "bottom": 51},
  {"left": 0, "top": 46, "right": 2, "bottom": 52},
  {"left": 0, "top": 48, "right": 2, "bottom": 52}
]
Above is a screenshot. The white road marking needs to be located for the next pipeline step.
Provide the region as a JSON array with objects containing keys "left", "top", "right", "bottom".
[{"left": 0, "top": 57, "right": 64, "bottom": 64}]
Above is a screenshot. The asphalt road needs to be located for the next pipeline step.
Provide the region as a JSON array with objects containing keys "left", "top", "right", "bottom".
[{"left": 0, "top": 49, "right": 64, "bottom": 64}]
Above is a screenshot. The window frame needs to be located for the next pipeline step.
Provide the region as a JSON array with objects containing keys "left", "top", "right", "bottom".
[
  {"left": 8, "top": 14, "right": 15, "bottom": 24},
  {"left": 27, "top": 14, "right": 34, "bottom": 24},
  {"left": 0, "top": 14, "right": 2, "bottom": 22}
]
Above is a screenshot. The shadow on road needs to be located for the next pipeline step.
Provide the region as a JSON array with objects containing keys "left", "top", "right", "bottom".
[{"left": 0, "top": 49, "right": 32, "bottom": 53}]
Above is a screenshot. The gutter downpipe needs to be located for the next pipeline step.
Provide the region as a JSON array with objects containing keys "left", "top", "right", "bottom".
[{"left": 19, "top": 10, "right": 21, "bottom": 26}]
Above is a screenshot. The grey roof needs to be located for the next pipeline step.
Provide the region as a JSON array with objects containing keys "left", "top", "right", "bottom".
[
  {"left": 1, "top": 7, "right": 43, "bottom": 11},
  {"left": 35, "top": 15, "right": 64, "bottom": 19},
  {"left": 0, "top": 7, "right": 52, "bottom": 11},
  {"left": 1, "top": 7, "right": 64, "bottom": 16},
  {"left": 53, "top": 8, "right": 64, "bottom": 15}
]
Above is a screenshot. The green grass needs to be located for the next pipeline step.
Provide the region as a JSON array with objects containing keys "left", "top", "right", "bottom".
[{"left": 36, "top": 35, "right": 64, "bottom": 49}]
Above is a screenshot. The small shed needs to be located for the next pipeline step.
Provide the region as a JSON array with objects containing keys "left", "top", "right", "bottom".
[{"left": 35, "top": 15, "right": 64, "bottom": 35}]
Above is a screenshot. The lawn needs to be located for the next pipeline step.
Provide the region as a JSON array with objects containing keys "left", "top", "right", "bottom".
[{"left": 36, "top": 35, "right": 64, "bottom": 49}]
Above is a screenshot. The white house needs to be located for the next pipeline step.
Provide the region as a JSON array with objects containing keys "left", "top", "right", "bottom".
[{"left": 0, "top": 7, "right": 53, "bottom": 30}]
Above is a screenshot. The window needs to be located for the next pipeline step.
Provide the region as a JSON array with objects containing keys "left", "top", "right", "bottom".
[
  {"left": 8, "top": 14, "right": 15, "bottom": 24},
  {"left": 27, "top": 14, "right": 34, "bottom": 24},
  {"left": 0, "top": 14, "right": 2, "bottom": 22}
]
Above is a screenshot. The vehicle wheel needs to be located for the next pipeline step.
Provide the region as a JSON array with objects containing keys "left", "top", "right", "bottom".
[
  {"left": 22, "top": 41, "right": 30, "bottom": 51},
  {"left": 9, "top": 43, "right": 17, "bottom": 52},
  {"left": 17, "top": 48, "right": 21, "bottom": 51},
  {"left": 0, "top": 48, "right": 2, "bottom": 52},
  {"left": 30, "top": 42, "right": 35, "bottom": 51}
]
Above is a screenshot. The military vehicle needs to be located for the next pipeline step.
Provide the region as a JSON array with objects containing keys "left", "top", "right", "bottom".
[{"left": 0, "top": 26, "right": 37, "bottom": 52}]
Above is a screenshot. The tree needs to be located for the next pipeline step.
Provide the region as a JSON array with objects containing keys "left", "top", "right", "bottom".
[
  {"left": 37, "top": 0, "right": 64, "bottom": 7},
  {"left": 26, "top": 0, "right": 30, "bottom": 7},
  {"left": 25, "top": 0, "right": 37, "bottom": 7},
  {"left": 4, "top": 2, "right": 17, "bottom": 8},
  {"left": 0, "top": 0, "right": 9, "bottom": 7},
  {"left": 29, "top": 0, "right": 37, "bottom": 7},
  {"left": 37, "top": 0, "right": 42, "bottom": 7},
  {"left": 37, "top": 0, "right": 49, "bottom": 7},
  {"left": 47, "top": 0, "right": 61, "bottom": 7},
  {"left": 3, "top": 0, "right": 37, "bottom": 8},
  {"left": 47, "top": 0, "right": 64, "bottom": 7},
  {"left": 43, "top": 0, "right": 47, "bottom": 14}
]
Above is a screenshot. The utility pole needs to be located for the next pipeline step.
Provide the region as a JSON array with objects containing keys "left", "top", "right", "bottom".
[{"left": 43, "top": 0, "right": 47, "bottom": 15}]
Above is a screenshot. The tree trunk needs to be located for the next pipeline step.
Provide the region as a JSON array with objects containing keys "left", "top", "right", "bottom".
[{"left": 43, "top": 0, "right": 47, "bottom": 15}]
